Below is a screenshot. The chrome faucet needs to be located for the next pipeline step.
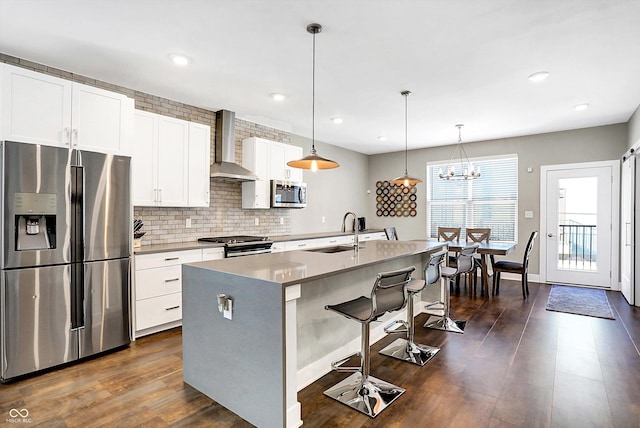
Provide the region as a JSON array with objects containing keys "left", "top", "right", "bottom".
[{"left": 341, "top": 212, "right": 359, "bottom": 250}]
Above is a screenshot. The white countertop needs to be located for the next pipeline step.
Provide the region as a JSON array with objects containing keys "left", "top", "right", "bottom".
[{"left": 186, "top": 239, "right": 446, "bottom": 287}]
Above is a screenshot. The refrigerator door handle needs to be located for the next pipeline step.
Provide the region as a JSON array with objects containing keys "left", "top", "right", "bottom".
[{"left": 71, "top": 165, "right": 86, "bottom": 329}]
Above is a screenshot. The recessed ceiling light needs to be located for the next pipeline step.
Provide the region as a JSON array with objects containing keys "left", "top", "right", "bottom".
[
  {"left": 170, "top": 54, "right": 190, "bottom": 66},
  {"left": 377, "top": 136, "right": 388, "bottom": 141},
  {"left": 331, "top": 117, "right": 343, "bottom": 124},
  {"left": 528, "top": 71, "right": 549, "bottom": 82},
  {"left": 270, "top": 93, "right": 287, "bottom": 101},
  {"left": 574, "top": 103, "right": 590, "bottom": 111}
]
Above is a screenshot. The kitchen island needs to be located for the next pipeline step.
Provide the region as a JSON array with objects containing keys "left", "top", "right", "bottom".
[{"left": 181, "top": 239, "right": 446, "bottom": 428}]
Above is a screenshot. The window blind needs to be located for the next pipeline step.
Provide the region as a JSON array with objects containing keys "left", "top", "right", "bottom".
[{"left": 427, "top": 155, "right": 518, "bottom": 242}]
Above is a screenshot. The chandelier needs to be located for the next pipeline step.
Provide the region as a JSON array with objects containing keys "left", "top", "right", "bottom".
[{"left": 439, "top": 124, "right": 480, "bottom": 180}]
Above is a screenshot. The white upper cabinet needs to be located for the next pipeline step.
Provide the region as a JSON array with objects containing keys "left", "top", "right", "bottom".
[
  {"left": 0, "top": 63, "right": 133, "bottom": 154},
  {"left": 187, "top": 122, "right": 211, "bottom": 207},
  {"left": 156, "top": 115, "right": 189, "bottom": 207},
  {"left": 285, "top": 144, "right": 304, "bottom": 183},
  {"left": 132, "top": 110, "right": 158, "bottom": 206},
  {"left": 270, "top": 141, "right": 303, "bottom": 183},
  {"left": 132, "top": 110, "right": 210, "bottom": 207},
  {"left": 242, "top": 137, "right": 271, "bottom": 209},
  {"left": 241, "top": 137, "right": 304, "bottom": 209}
]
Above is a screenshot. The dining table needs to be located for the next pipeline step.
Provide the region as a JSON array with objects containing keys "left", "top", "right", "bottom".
[{"left": 424, "top": 238, "right": 517, "bottom": 296}]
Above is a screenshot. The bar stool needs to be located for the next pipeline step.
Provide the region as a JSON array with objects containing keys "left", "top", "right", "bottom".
[
  {"left": 324, "top": 266, "right": 415, "bottom": 418},
  {"left": 379, "top": 249, "right": 447, "bottom": 365},
  {"left": 424, "top": 244, "right": 478, "bottom": 334}
]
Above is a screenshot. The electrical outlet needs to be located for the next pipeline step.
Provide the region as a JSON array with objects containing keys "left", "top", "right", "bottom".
[
  {"left": 524, "top": 210, "right": 534, "bottom": 219},
  {"left": 322, "top": 216, "right": 325, "bottom": 223},
  {"left": 186, "top": 218, "right": 192, "bottom": 228},
  {"left": 223, "top": 299, "right": 233, "bottom": 320},
  {"left": 254, "top": 217, "right": 259, "bottom": 226},
  {"left": 279, "top": 217, "right": 284, "bottom": 225}
]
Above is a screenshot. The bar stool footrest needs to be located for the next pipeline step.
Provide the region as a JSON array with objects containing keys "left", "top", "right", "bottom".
[
  {"left": 383, "top": 320, "right": 408, "bottom": 335},
  {"left": 323, "top": 372, "right": 405, "bottom": 418},
  {"left": 424, "top": 315, "right": 466, "bottom": 334},
  {"left": 331, "top": 351, "right": 361, "bottom": 373},
  {"left": 379, "top": 337, "right": 440, "bottom": 366}
]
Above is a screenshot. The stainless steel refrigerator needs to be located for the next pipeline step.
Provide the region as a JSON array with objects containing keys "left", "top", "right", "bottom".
[{"left": 1, "top": 141, "right": 131, "bottom": 381}]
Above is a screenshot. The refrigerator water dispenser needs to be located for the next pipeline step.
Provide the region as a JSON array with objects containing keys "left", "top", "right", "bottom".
[{"left": 14, "top": 192, "right": 57, "bottom": 251}]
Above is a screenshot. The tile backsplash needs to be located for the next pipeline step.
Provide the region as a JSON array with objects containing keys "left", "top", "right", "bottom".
[{"left": 1, "top": 53, "right": 294, "bottom": 246}]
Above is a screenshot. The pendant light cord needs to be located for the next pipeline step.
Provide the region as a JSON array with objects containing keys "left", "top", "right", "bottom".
[
  {"left": 311, "top": 29, "right": 316, "bottom": 153},
  {"left": 403, "top": 91, "right": 410, "bottom": 175}
]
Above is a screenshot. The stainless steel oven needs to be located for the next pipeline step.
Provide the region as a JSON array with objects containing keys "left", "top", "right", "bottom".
[{"left": 271, "top": 180, "right": 306, "bottom": 208}]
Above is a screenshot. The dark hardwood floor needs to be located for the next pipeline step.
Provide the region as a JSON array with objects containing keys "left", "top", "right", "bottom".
[{"left": 2, "top": 280, "right": 639, "bottom": 427}]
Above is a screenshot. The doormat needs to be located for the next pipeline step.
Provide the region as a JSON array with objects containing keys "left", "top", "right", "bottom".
[{"left": 546, "top": 285, "right": 615, "bottom": 319}]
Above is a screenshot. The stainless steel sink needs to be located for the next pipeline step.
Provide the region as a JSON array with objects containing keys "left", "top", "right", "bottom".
[{"left": 304, "top": 245, "right": 355, "bottom": 254}]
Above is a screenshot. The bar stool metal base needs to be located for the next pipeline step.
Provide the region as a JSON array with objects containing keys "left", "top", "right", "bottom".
[
  {"left": 424, "top": 315, "right": 467, "bottom": 334},
  {"left": 323, "top": 372, "right": 405, "bottom": 418},
  {"left": 379, "top": 337, "right": 440, "bottom": 366}
]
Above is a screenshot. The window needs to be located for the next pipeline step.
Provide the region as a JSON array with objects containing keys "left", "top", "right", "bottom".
[{"left": 426, "top": 154, "right": 518, "bottom": 242}]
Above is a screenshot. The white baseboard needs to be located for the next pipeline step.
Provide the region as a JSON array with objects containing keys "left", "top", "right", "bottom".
[{"left": 287, "top": 402, "right": 302, "bottom": 428}]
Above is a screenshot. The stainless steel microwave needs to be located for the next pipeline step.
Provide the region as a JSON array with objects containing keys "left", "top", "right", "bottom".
[{"left": 271, "top": 180, "right": 307, "bottom": 208}]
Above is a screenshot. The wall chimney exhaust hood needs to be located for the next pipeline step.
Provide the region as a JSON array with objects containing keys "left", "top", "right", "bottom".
[{"left": 210, "top": 110, "right": 257, "bottom": 181}]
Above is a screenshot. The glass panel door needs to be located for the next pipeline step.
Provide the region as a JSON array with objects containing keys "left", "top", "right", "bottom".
[{"left": 545, "top": 166, "right": 612, "bottom": 287}]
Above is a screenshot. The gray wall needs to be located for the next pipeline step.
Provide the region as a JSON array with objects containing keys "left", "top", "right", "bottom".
[
  {"left": 367, "top": 124, "right": 628, "bottom": 274},
  {"left": 289, "top": 135, "right": 369, "bottom": 234}
]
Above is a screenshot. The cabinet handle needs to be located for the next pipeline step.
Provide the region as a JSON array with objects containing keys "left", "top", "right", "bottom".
[
  {"left": 165, "top": 306, "right": 180, "bottom": 311},
  {"left": 329, "top": 240, "right": 337, "bottom": 243},
  {"left": 159, "top": 188, "right": 163, "bottom": 203},
  {"left": 298, "top": 243, "right": 306, "bottom": 247},
  {"left": 154, "top": 188, "right": 158, "bottom": 203},
  {"left": 164, "top": 278, "right": 180, "bottom": 282},
  {"left": 64, "top": 127, "right": 71, "bottom": 145},
  {"left": 73, "top": 128, "right": 78, "bottom": 146},
  {"left": 165, "top": 257, "right": 179, "bottom": 261}
]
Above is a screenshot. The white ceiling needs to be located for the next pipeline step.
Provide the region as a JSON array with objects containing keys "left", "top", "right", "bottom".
[{"left": 1, "top": 0, "right": 639, "bottom": 155}]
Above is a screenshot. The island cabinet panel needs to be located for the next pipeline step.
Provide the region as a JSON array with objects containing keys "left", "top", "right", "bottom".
[{"left": 182, "top": 268, "right": 285, "bottom": 428}]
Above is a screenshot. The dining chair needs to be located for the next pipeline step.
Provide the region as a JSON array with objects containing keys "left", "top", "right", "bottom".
[
  {"left": 384, "top": 227, "right": 399, "bottom": 240},
  {"left": 437, "top": 226, "right": 471, "bottom": 291},
  {"left": 466, "top": 228, "right": 493, "bottom": 295},
  {"left": 492, "top": 231, "right": 538, "bottom": 299},
  {"left": 437, "top": 227, "right": 461, "bottom": 242}
]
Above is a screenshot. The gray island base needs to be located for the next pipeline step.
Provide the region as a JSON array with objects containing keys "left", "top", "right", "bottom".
[{"left": 182, "top": 239, "right": 446, "bottom": 427}]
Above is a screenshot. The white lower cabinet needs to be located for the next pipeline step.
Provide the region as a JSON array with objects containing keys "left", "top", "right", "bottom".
[
  {"left": 202, "top": 247, "right": 225, "bottom": 261},
  {"left": 134, "top": 248, "right": 203, "bottom": 338},
  {"left": 273, "top": 232, "right": 384, "bottom": 252}
]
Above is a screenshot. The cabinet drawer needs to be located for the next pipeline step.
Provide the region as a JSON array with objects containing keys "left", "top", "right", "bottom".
[
  {"left": 135, "top": 249, "right": 201, "bottom": 270},
  {"left": 202, "top": 247, "right": 224, "bottom": 261},
  {"left": 136, "top": 293, "right": 182, "bottom": 331},
  {"left": 136, "top": 265, "right": 182, "bottom": 300}
]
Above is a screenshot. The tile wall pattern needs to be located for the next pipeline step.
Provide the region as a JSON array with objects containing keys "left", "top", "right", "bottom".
[{"left": 0, "top": 53, "right": 293, "bottom": 245}]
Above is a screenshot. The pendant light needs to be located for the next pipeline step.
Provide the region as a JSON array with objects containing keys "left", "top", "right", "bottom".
[
  {"left": 438, "top": 124, "right": 481, "bottom": 180},
  {"left": 287, "top": 23, "right": 339, "bottom": 172},
  {"left": 390, "top": 90, "right": 422, "bottom": 186}
]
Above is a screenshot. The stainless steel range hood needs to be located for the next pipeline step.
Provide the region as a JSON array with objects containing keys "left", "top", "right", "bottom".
[{"left": 210, "top": 110, "right": 257, "bottom": 181}]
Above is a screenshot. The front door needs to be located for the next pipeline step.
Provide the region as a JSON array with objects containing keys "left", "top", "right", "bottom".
[{"left": 543, "top": 163, "right": 616, "bottom": 287}]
